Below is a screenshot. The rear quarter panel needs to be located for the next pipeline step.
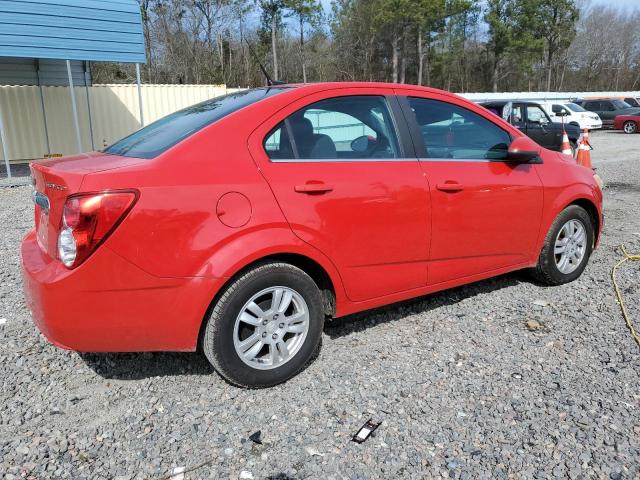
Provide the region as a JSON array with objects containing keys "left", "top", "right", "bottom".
[{"left": 80, "top": 95, "right": 349, "bottom": 307}]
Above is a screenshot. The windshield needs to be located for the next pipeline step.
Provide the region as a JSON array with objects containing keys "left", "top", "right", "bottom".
[
  {"left": 612, "top": 99, "right": 631, "bottom": 109},
  {"left": 565, "top": 103, "right": 586, "bottom": 112},
  {"left": 104, "top": 87, "right": 290, "bottom": 159}
]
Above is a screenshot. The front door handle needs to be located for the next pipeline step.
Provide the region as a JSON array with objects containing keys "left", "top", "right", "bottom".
[
  {"left": 294, "top": 183, "right": 334, "bottom": 194},
  {"left": 436, "top": 182, "right": 464, "bottom": 192}
]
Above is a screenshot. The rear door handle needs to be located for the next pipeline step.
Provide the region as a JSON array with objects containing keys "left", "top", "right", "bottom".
[
  {"left": 436, "top": 182, "right": 464, "bottom": 192},
  {"left": 294, "top": 183, "right": 334, "bottom": 194}
]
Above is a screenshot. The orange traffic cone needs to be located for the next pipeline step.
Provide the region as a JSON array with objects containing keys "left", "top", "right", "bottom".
[
  {"left": 560, "top": 130, "right": 572, "bottom": 156},
  {"left": 576, "top": 128, "right": 592, "bottom": 168}
]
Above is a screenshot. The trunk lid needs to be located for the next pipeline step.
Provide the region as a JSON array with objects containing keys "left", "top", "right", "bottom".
[{"left": 30, "top": 152, "right": 145, "bottom": 259}]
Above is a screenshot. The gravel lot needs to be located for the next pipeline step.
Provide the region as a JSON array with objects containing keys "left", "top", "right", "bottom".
[{"left": 1, "top": 130, "right": 639, "bottom": 479}]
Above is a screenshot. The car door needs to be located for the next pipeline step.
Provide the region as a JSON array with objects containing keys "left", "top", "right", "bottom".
[
  {"left": 600, "top": 101, "right": 617, "bottom": 124},
  {"left": 583, "top": 100, "right": 602, "bottom": 118},
  {"left": 524, "top": 104, "right": 558, "bottom": 149},
  {"left": 397, "top": 93, "right": 543, "bottom": 285},
  {"left": 248, "top": 89, "right": 431, "bottom": 302}
]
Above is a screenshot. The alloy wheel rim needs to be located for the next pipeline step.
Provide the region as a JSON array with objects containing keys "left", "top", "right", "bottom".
[
  {"left": 554, "top": 219, "right": 587, "bottom": 274},
  {"left": 624, "top": 122, "right": 636, "bottom": 134},
  {"left": 233, "top": 286, "right": 310, "bottom": 370}
]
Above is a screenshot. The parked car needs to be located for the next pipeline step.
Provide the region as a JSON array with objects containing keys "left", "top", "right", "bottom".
[
  {"left": 576, "top": 98, "right": 640, "bottom": 127},
  {"left": 481, "top": 101, "right": 581, "bottom": 154},
  {"left": 581, "top": 96, "right": 640, "bottom": 108},
  {"left": 538, "top": 101, "right": 602, "bottom": 130},
  {"left": 613, "top": 114, "right": 640, "bottom": 134},
  {"left": 22, "top": 83, "right": 603, "bottom": 387}
]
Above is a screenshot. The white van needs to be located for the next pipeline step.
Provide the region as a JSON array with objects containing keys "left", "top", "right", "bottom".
[{"left": 539, "top": 101, "right": 602, "bottom": 130}]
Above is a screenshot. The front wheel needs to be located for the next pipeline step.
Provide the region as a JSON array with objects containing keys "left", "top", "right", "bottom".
[
  {"left": 531, "top": 205, "right": 594, "bottom": 286},
  {"left": 623, "top": 121, "right": 637, "bottom": 134},
  {"left": 202, "top": 262, "right": 324, "bottom": 388}
]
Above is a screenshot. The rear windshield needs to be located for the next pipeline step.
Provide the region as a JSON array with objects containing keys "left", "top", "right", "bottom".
[
  {"left": 104, "top": 87, "right": 289, "bottom": 159},
  {"left": 565, "top": 102, "right": 586, "bottom": 112}
]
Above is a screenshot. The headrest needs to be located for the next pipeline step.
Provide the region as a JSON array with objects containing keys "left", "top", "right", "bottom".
[{"left": 290, "top": 115, "right": 314, "bottom": 138}]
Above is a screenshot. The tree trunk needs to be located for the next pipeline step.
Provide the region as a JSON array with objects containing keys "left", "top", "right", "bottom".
[
  {"left": 300, "top": 16, "right": 307, "bottom": 83},
  {"left": 392, "top": 30, "right": 399, "bottom": 83},
  {"left": 546, "top": 49, "right": 553, "bottom": 91},
  {"left": 417, "top": 28, "right": 424, "bottom": 86},
  {"left": 492, "top": 59, "right": 499, "bottom": 93},
  {"left": 271, "top": 14, "right": 279, "bottom": 80},
  {"left": 400, "top": 27, "right": 408, "bottom": 84}
]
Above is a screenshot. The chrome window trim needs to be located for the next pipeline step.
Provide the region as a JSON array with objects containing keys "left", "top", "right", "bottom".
[
  {"left": 269, "top": 157, "right": 515, "bottom": 163},
  {"left": 269, "top": 157, "right": 419, "bottom": 163}
]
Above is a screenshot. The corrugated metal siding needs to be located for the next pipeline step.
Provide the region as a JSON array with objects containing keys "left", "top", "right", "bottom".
[
  {"left": 0, "top": 84, "right": 235, "bottom": 161},
  {"left": 0, "top": 0, "right": 146, "bottom": 63},
  {"left": 0, "top": 58, "right": 89, "bottom": 85}
]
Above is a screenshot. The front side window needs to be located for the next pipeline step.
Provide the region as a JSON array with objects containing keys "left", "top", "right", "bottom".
[
  {"left": 106, "top": 87, "right": 289, "bottom": 159},
  {"left": 264, "top": 96, "right": 400, "bottom": 161},
  {"left": 612, "top": 100, "right": 631, "bottom": 109},
  {"left": 566, "top": 103, "right": 586, "bottom": 113},
  {"left": 526, "top": 105, "right": 549, "bottom": 124},
  {"left": 408, "top": 97, "right": 512, "bottom": 160}
]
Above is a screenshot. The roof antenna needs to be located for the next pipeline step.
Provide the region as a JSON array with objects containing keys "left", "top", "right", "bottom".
[{"left": 243, "top": 37, "right": 285, "bottom": 86}]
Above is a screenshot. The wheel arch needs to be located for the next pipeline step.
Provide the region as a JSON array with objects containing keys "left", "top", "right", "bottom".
[
  {"left": 567, "top": 197, "right": 601, "bottom": 244},
  {"left": 196, "top": 251, "right": 339, "bottom": 351}
]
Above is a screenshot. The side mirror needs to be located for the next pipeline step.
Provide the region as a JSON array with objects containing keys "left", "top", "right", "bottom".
[
  {"left": 557, "top": 110, "right": 569, "bottom": 117},
  {"left": 351, "top": 135, "right": 373, "bottom": 153},
  {"left": 507, "top": 136, "right": 542, "bottom": 163}
]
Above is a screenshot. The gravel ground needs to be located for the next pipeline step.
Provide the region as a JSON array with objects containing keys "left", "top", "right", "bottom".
[{"left": 1, "top": 130, "right": 639, "bottom": 479}]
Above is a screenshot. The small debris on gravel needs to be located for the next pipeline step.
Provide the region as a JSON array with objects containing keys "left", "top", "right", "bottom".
[
  {"left": 526, "top": 319, "right": 543, "bottom": 331},
  {"left": 248, "top": 430, "right": 263, "bottom": 445},
  {"left": 1, "top": 130, "right": 639, "bottom": 478}
]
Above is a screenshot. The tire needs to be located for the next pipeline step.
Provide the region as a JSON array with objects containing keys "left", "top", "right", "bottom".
[
  {"left": 623, "top": 121, "right": 637, "bottom": 134},
  {"left": 531, "top": 205, "right": 594, "bottom": 286},
  {"left": 202, "top": 262, "right": 324, "bottom": 388}
]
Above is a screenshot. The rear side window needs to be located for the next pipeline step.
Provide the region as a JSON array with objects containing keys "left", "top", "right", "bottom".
[
  {"left": 584, "top": 101, "right": 600, "bottom": 110},
  {"left": 264, "top": 96, "right": 400, "bottom": 161},
  {"left": 407, "top": 97, "right": 512, "bottom": 160},
  {"left": 105, "top": 87, "right": 289, "bottom": 159}
]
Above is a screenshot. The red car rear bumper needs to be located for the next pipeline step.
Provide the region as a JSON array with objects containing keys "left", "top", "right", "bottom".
[{"left": 21, "top": 230, "right": 219, "bottom": 352}]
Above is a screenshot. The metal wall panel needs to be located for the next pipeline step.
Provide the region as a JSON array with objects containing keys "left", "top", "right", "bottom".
[
  {"left": 0, "top": 0, "right": 146, "bottom": 63},
  {"left": 0, "top": 58, "right": 88, "bottom": 86},
  {"left": 0, "top": 84, "right": 233, "bottom": 161}
]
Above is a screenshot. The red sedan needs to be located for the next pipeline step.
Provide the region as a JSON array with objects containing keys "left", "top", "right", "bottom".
[
  {"left": 22, "top": 82, "right": 603, "bottom": 387},
  {"left": 613, "top": 114, "right": 640, "bottom": 134}
]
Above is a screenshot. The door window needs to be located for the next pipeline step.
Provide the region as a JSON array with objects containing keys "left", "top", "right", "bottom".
[
  {"left": 584, "top": 101, "right": 600, "bottom": 111},
  {"left": 602, "top": 101, "right": 615, "bottom": 111},
  {"left": 511, "top": 105, "right": 525, "bottom": 126},
  {"left": 263, "top": 96, "right": 400, "bottom": 161},
  {"left": 526, "top": 105, "right": 549, "bottom": 124},
  {"left": 407, "top": 97, "right": 512, "bottom": 160}
]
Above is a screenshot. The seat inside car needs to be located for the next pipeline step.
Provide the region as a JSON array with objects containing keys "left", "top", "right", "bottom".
[{"left": 289, "top": 114, "right": 337, "bottom": 159}]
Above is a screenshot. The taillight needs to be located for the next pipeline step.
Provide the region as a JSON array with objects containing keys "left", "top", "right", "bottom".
[{"left": 57, "top": 191, "right": 138, "bottom": 268}]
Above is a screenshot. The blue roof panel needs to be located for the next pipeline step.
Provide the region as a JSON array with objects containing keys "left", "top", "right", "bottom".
[{"left": 0, "top": 0, "right": 146, "bottom": 63}]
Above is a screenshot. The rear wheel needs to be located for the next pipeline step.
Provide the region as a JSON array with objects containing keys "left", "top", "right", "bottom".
[
  {"left": 623, "top": 121, "right": 637, "bottom": 134},
  {"left": 202, "top": 262, "right": 324, "bottom": 388},
  {"left": 531, "top": 205, "right": 594, "bottom": 286}
]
